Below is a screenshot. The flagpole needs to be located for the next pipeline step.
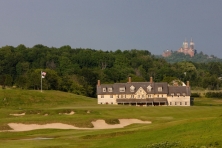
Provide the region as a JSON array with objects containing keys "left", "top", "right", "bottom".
[{"left": 41, "top": 70, "right": 42, "bottom": 92}]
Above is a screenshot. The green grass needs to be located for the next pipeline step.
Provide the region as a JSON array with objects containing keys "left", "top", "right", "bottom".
[{"left": 0, "top": 88, "right": 222, "bottom": 148}]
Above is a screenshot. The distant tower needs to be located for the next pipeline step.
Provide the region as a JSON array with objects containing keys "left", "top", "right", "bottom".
[
  {"left": 165, "top": 38, "right": 197, "bottom": 58},
  {"left": 183, "top": 39, "right": 188, "bottom": 49},
  {"left": 162, "top": 49, "right": 172, "bottom": 57},
  {"left": 190, "top": 38, "right": 194, "bottom": 50}
]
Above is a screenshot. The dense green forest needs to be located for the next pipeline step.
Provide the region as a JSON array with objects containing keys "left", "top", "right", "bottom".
[
  {"left": 0, "top": 44, "right": 222, "bottom": 97},
  {"left": 162, "top": 51, "right": 222, "bottom": 63}
]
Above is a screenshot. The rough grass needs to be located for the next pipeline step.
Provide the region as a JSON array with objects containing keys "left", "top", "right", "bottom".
[
  {"left": 0, "top": 88, "right": 222, "bottom": 148},
  {"left": 0, "top": 88, "right": 95, "bottom": 108}
]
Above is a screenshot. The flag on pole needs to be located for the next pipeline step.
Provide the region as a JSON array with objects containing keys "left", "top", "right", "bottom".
[{"left": 42, "top": 72, "right": 46, "bottom": 78}]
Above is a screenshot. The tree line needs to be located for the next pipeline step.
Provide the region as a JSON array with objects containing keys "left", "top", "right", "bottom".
[
  {"left": 163, "top": 51, "right": 222, "bottom": 63},
  {"left": 0, "top": 44, "right": 222, "bottom": 97}
]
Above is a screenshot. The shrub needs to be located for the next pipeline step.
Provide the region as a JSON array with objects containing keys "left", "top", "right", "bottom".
[
  {"left": 105, "top": 119, "right": 120, "bottom": 124},
  {"left": 191, "top": 93, "right": 200, "bottom": 97},
  {"left": 205, "top": 92, "right": 222, "bottom": 98}
]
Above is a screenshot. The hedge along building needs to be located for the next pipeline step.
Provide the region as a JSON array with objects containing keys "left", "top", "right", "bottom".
[{"left": 97, "top": 77, "right": 191, "bottom": 106}]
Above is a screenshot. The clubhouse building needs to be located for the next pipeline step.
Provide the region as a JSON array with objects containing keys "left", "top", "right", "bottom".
[{"left": 97, "top": 77, "right": 191, "bottom": 106}]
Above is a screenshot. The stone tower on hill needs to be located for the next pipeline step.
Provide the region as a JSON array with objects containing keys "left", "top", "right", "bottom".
[
  {"left": 162, "top": 38, "right": 197, "bottom": 57},
  {"left": 177, "top": 38, "right": 196, "bottom": 57}
]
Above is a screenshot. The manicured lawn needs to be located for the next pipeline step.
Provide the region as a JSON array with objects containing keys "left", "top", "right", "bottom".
[{"left": 0, "top": 88, "right": 222, "bottom": 148}]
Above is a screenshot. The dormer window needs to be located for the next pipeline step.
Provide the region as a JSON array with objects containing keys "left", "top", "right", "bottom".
[
  {"left": 177, "top": 93, "right": 180, "bottom": 96},
  {"left": 130, "top": 85, "right": 135, "bottom": 92},
  {"left": 171, "top": 93, "right": 174, "bottom": 96},
  {"left": 119, "top": 87, "right": 125, "bottom": 92},
  {"left": 108, "top": 87, "right": 113, "bottom": 92},
  {"left": 103, "top": 88, "right": 106, "bottom": 92},
  {"left": 147, "top": 85, "right": 152, "bottom": 92},
  {"left": 158, "top": 87, "right": 162, "bottom": 92}
]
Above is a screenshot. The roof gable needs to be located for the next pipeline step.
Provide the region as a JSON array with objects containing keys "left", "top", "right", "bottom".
[{"left": 135, "top": 87, "right": 147, "bottom": 95}]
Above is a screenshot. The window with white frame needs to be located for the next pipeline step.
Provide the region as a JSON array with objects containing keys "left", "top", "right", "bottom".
[
  {"left": 119, "top": 87, "right": 125, "bottom": 92},
  {"left": 130, "top": 85, "right": 135, "bottom": 92},
  {"left": 147, "top": 85, "right": 152, "bottom": 92},
  {"left": 177, "top": 93, "right": 180, "bottom": 97},
  {"left": 102, "top": 88, "right": 106, "bottom": 92},
  {"left": 108, "top": 87, "right": 113, "bottom": 92},
  {"left": 101, "top": 95, "right": 104, "bottom": 98},
  {"left": 158, "top": 87, "right": 162, "bottom": 92}
]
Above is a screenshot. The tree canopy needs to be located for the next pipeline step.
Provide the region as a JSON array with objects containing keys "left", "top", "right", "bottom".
[{"left": 0, "top": 44, "right": 222, "bottom": 97}]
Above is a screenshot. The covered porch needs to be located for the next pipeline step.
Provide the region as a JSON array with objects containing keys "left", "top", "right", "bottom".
[{"left": 116, "top": 98, "right": 168, "bottom": 106}]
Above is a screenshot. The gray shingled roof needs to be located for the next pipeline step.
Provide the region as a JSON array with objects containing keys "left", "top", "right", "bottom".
[
  {"left": 97, "top": 82, "right": 190, "bottom": 96},
  {"left": 154, "top": 98, "right": 167, "bottom": 102},
  {"left": 168, "top": 86, "right": 191, "bottom": 96},
  {"left": 97, "top": 84, "right": 114, "bottom": 95},
  {"left": 97, "top": 82, "right": 169, "bottom": 95}
]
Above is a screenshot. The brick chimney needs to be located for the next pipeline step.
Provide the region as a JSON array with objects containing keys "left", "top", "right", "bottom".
[
  {"left": 186, "top": 81, "right": 190, "bottom": 87},
  {"left": 97, "top": 80, "right": 100, "bottom": 86},
  {"left": 128, "top": 77, "right": 131, "bottom": 83},
  {"left": 150, "top": 77, "right": 153, "bottom": 83}
]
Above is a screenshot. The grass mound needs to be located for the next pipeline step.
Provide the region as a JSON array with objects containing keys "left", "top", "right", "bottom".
[
  {"left": 0, "top": 89, "right": 95, "bottom": 108},
  {"left": 0, "top": 88, "right": 222, "bottom": 148}
]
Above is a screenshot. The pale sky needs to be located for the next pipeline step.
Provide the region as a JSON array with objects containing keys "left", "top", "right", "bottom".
[{"left": 1, "top": 0, "right": 222, "bottom": 58}]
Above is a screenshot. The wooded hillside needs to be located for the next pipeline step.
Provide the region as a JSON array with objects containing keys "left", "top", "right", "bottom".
[
  {"left": 0, "top": 44, "right": 222, "bottom": 97},
  {"left": 163, "top": 51, "right": 222, "bottom": 63}
]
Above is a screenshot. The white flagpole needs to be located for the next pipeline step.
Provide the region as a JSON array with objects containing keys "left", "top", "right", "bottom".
[{"left": 41, "top": 70, "right": 42, "bottom": 92}]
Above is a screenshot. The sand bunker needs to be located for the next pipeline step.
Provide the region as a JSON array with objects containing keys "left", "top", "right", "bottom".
[
  {"left": 10, "top": 113, "right": 26, "bottom": 116},
  {"left": 64, "top": 111, "right": 75, "bottom": 115},
  {"left": 59, "top": 111, "right": 75, "bottom": 115},
  {"left": 7, "top": 119, "right": 151, "bottom": 132}
]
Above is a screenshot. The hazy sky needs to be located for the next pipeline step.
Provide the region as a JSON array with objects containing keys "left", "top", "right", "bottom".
[{"left": 1, "top": 0, "right": 222, "bottom": 57}]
